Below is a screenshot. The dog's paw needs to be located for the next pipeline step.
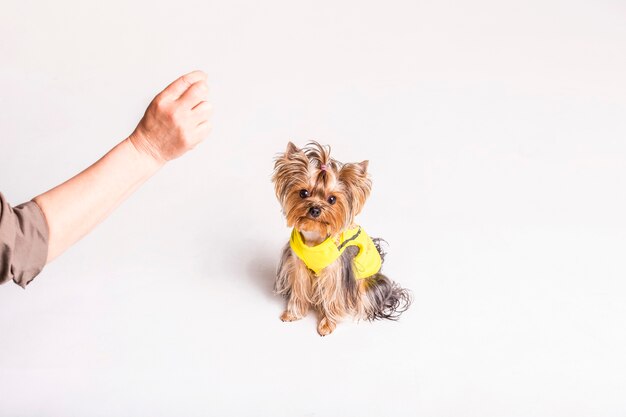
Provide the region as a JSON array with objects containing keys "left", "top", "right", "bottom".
[
  {"left": 317, "top": 317, "right": 336, "bottom": 336},
  {"left": 280, "top": 310, "right": 302, "bottom": 322}
]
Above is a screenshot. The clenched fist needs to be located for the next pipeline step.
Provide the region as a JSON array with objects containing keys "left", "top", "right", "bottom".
[{"left": 129, "top": 70, "right": 212, "bottom": 163}]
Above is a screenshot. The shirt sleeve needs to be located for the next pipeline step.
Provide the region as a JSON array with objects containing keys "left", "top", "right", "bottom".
[{"left": 0, "top": 192, "right": 49, "bottom": 288}]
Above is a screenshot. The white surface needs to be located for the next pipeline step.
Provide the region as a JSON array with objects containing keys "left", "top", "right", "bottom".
[{"left": 1, "top": 1, "right": 626, "bottom": 416}]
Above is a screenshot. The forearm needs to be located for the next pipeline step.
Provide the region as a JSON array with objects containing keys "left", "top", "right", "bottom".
[
  {"left": 34, "top": 138, "right": 163, "bottom": 262},
  {"left": 29, "top": 70, "right": 209, "bottom": 266}
]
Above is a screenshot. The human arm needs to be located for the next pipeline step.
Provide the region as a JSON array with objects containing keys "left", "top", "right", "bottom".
[{"left": 33, "top": 70, "right": 212, "bottom": 263}]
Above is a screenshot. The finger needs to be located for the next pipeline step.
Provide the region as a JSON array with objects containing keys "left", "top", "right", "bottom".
[
  {"left": 192, "top": 99, "right": 212, "bottom": 112},
  {"left": 160, "top": 70, "right": 207, "bottom": 100},
  {"left": 195, "top": 121, "right": 213, "bottom": 138},
  {"left": 178, "top": 80, "right": 209, "bottom": 108},
  {"left": 192, "top": 101, "right": 213, "bottom": 124}
]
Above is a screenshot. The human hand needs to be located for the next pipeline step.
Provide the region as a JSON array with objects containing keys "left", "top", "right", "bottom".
[{"left": 129, "top": 70, "right": 212, "bottom": 163}]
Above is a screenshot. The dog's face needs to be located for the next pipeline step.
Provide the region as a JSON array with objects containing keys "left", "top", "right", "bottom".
[{"left": 273, "top": 142, "right": 371, "bottom": 238}]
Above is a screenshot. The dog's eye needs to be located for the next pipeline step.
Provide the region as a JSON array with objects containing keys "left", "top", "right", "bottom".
[
  {"left": 328, "top": 195, "right": 337, "bottom": 205},
  {"left": 299, "top": 189, "right": 309, "bottom": 199}
]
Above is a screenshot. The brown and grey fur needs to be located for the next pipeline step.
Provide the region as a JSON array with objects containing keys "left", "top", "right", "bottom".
[{"left": 273, "top": 141, "right": 411, "bottom": 336}]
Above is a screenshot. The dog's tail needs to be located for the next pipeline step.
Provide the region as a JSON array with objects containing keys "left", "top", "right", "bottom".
[
  {"left": 363, "top": 273, "right": 412, "bottom": 320},
  {"left": 362, "top": 238, "right": 412, "bottom": 321}
]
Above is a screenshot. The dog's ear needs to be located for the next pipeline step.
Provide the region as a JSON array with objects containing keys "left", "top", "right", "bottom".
[
  {"left": 286, "top": 141, "right": 299, "bottom": 155},
  {"left": 279, "top": 141, "right": 305, "bottom": 161},
  {"left": 273, "top": 142, "right": 310, "bottom": 201},
  {"left": 341, "top": 160, "right": 369, "bottom": 178},
  {"left": 339, "top": 160, "right": 372, "bottom": 216}
]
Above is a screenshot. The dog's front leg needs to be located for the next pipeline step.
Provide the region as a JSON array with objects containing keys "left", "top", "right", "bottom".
[
  {"left": 278, "top": 253, "right": 312, "bottom": 322},
  {"left": 280, "top": 294, "right": 310, "bottom": 322},
  {"left": 317, "top": 315, "right": 337, "bottom": 336}
]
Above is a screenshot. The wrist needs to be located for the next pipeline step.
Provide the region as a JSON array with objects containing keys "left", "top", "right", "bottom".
[
  {"left": 124, "top": 134, "right": 166, "bottom": 173},
  {"left": 126, "top": 131, "right": 166, "bottom": 170}
]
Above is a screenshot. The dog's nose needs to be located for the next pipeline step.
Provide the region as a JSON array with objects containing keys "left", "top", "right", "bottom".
[{"left": 309, "top": 206, "right": 322, "bottom": 218}]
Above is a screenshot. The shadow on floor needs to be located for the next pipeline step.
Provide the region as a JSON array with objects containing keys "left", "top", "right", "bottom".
[{"left": 245, "top": 244, "right": 281, "bottom": 302}]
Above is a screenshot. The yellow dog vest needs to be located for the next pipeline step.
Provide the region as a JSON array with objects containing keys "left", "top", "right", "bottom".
[{"left": 289, "top": 226, "right": 382, "bottom": 279}]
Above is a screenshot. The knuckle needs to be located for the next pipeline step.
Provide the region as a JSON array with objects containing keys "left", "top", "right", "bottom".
[
  {"left": 170, "top": 106, "right": 185, "bottom": 122},
  {"left": 164, "top": 108, "right": 176, "bottom": 122},
  {"left": 193, "top": 81, "right": 208, "bottom": 96},
  {"left": 153, "top": 96, "right": 167, "bottom": 110},
  {"left": 195, "top": 103, "right": 212, "bottom": 119},
  {"left": 199, "top": 101, "right": 212, "bottom": 112},
  {"left": 156, "top": 102, "right": 175, "bottom": 120},
  {"left": 177, "top": 127, "right": 191, "bottom": 143},
  {"left": 199, "top": 124, "right": 212, "bottom": 136}
]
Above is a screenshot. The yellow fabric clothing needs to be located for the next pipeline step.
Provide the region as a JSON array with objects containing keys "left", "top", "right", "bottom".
[{"left": 289, "top": 226, "right": 382, "bottom": 279}]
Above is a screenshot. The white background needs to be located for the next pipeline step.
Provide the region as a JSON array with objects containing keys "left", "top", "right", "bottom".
[{"left": 1, "top": 1, "right": 626, "bottom": 416}]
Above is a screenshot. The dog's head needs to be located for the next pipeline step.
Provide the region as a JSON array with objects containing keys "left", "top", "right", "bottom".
[{"left": 272, "top": 141, "right": 371, "bottom": 238}]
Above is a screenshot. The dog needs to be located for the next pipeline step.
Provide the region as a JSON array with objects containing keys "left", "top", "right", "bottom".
[{"left": 272, "top": 141, "right": 411, "bottom": 336}]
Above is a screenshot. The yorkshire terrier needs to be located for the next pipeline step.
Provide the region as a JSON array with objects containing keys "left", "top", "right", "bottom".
[{"left": 272, "top": 141, "right": 411, "bottom": 336}]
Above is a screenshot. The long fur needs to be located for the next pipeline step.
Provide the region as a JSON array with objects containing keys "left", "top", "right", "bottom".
[{"left": 273, "top": 141, "right": 412, "bottom": 335}]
